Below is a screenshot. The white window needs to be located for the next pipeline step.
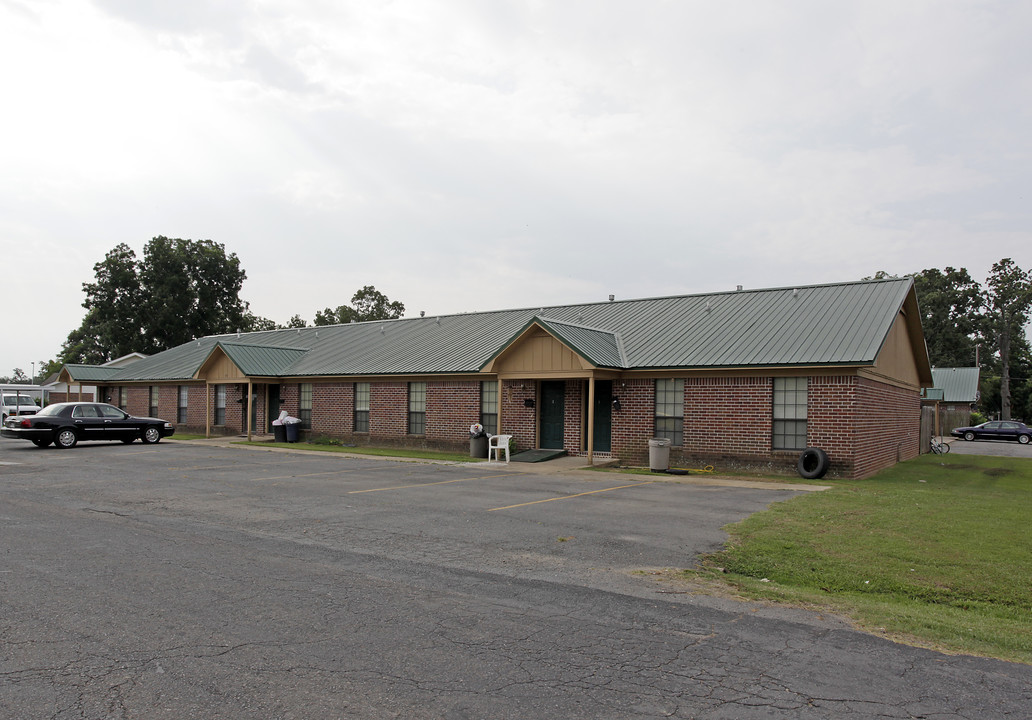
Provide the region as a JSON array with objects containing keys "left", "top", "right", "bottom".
[
  {"left": 408, "top": 382, "right": 426, "bottom": 435},
  {"left": 480, "top": 381, "right": 498, "bottom": 436},
  {"left": 654, "top": 379, "right": 684, "bottom": 446},
  {"left": 354, "top": 382, "right": 370, "bottom": 433},
  {"left": 214, "top": 384, "right": 226, "bottom": 425},
  {"left": 773, "top": 377, "right": 808, "bottom": 450},
  {"left": 299, "top": 383, "right": 313, "bottom": 429}
]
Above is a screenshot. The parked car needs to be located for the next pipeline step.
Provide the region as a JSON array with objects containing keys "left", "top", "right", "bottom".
[
  {"left": 1, "top": 402, "right": 175, "bottom": 449},
  {"left": 2, "top": 394, "right": 41, "bottom": 422},
  {"left": 950, "top": 420, "right": 1032, "bottom": 444}
]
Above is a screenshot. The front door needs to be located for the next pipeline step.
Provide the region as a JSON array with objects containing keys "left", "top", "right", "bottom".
[
  {"left": 267, "top": 385, "right": 281, "bottom": 432},
  {"left": 540, "top": 381, "right": 565, "bottom": 449},
  {"left": 592, "top": 380, "right": 612, "bottom": 453}
]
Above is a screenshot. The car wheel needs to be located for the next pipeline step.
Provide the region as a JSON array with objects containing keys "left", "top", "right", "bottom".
[
  {"left": 141, "top": 426, "right": 161, "bottom": 444},
  {"left": 31, "top": 438, "right": 52, "bottom": 448},
  {"left": 55, "top": 429, "right": 78, "bottom": 449},
  {"left": 1019, "top": 434, "right": 1031, "bottom": 445},
  {"left": 964, "top": 432, "right": 975, "bottom": 441}
]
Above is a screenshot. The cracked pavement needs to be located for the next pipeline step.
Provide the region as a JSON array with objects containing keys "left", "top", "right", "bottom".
[{"left": 1, "top": 441, "right": 1029, "bottom": 718}]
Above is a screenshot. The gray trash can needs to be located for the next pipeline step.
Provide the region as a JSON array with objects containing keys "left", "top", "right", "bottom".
[
  {"left": 470, "top": 435, "right": 488, "bottom": 458},
  {"left": 648, "top": 438, "right": 671, "bottom": 472},
  {"left": 285, "top": 421, "right": 300, "bottom": 443}
]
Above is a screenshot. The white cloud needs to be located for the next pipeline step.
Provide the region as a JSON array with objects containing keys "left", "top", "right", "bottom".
[{"left": 1, "top": 0, "right": 1030, "bottom": 374}]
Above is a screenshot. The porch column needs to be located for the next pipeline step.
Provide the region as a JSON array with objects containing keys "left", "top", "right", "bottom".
[
  {"left": 246, "top": 378, "right": 253, "bottom": 442},
  {"left": 205, "top": 382, "right": 211, "bottom": 438},
  {"left": 496, "top": 378, "right": 503, "bottom": 433},
  {"left": 587, "top": 376, "right": 595, "bottom": 466}
]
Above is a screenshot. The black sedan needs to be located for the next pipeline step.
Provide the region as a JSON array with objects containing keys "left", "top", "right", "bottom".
[
  {"left": 951, "top": 420, "right": 1032, "bottom": 444},
  {"left": 1, "top": 402, "right": 175, "bottom": 449}
]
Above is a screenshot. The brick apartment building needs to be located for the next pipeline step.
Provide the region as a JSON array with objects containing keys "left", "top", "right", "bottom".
[{"left": 58, "top": 277, "right": 932, "bottom": 478}]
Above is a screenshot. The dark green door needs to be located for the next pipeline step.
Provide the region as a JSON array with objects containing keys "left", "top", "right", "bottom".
[
  {"left": 592, "top": 380, "right": 612, "bottom": 453},
  {"left": 267, "top": 385, "right": 281, "bottom": 432},
  {"left": 540, "top": 381, "right": 565, "bottom": 449}
]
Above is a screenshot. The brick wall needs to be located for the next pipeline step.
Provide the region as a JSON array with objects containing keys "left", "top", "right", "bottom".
[
  {"left": 427, "top": 381, "right": 480, "bottom": 444},
  {"left": 852, "top": 377, "right": 922, "bottom": 478},
  {"left": 501, "top": 381, "right": 538, "bottom": 453}
]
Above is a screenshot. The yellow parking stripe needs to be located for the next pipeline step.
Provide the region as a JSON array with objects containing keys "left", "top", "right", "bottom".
[
  {"left": 488, "top": 481, "right": 655, "bottom": 511},
  {"left": 349, "top": 473, "right": 520, "bottom": 494}
]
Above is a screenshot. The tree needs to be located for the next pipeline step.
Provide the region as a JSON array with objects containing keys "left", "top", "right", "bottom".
[
  {"left": 285, "top": 314, "right": 308, "bottom": 328},
  {"left": 75, "top": 244, "right": 145, "bottom": 361},
  {"left": 314, "top": 285, "right": 405, "bottom": 326},
  {"left": 60, "top": 237, "right": 251, "bottom": 363},
  {"left": 982, "top": 259, "right": 1032, "bottom": 420},
  {"left": 138, "top": 237, "right": 249, "bottom": 351},
  {"left": 911, "top": 267, "right": 982, "bottom": 367}
]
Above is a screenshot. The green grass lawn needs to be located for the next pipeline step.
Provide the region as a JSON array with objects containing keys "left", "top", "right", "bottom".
[{"left": 691, "top": 453, "right": 1032, "bottom": 664}]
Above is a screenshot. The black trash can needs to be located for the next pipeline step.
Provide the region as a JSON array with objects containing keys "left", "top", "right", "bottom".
[
  {"left": 285, "top": 421, "right": 300, "bottom": 443},
  {"left": 273, "top": 424, "right": 287, "bottom": 442}
]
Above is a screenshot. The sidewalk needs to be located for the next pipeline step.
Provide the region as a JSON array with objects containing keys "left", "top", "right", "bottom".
[{"left": 174, "top": 435, "right": 825, "bottom": 491}]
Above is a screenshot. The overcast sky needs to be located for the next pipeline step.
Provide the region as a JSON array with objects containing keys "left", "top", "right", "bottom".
[{"left": 2, "top": 0, "right": 1030, "bottom": 378}]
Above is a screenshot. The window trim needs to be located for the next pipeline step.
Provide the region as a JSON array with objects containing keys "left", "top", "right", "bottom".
[
  {"left": 654, "top": 378, "right": 684, "bottom": 446},
  {"left": 178, "top": 385, "right": 188, "bottom": 424},
  {"left": 354, "top": 382, "right": 370, "bottom": 433},
  {"left": 299, "top": 383, "right": 313, "bottom": 430},
  {"left": 772, "top": 377, "right": 808, "bottom": 451},
  {"left": 214, "top": 384, "right": 226, "bottom": 426},
  {"left": 480, "top": 381, "right": 498, "bottom": 436},
  {"left": 408, "top": 382, "right": 426, "bottom": 436}
]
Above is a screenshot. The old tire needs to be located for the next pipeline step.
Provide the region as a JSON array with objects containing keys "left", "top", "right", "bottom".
[
  {"left": 1019, "top": 434, "right": 1030, "bottom": 445},
  {"left": 797, "top": 447, "right": 830, "bottom": 479},
  {"left": 964, "top": 432, "right": 975, "bottom": 441},
  {"left": 141, "top": 426, "right": 161, "bottom": 444},
  {"left": 55, "top": 428, "right": 78, "bottom": 449}
]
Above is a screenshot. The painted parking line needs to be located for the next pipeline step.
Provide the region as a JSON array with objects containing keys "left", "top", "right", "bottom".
[
  {"left": 348, "top": 472, "right": 523, "bottom": 494},
  {"left": 488, "top": 481, "right": 655, "bottom": 512}
]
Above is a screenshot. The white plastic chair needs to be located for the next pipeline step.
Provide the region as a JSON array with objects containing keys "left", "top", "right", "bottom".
[{"left": 487, "top": 434, "right": 512, "bottom": 463}]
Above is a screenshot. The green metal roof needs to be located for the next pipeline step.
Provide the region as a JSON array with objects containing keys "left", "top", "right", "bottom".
[
  {"left": 930, "top": 367, "right": 980, "bottom": 403},
  {"left": 209, "top": 343, "right": 312, "bottom": 377},
  {"left": 63, "top": 364, "right": 125, "bottom": 382},
  {"left": 73, "top": 278, "right": 927, "bottom": 382}
]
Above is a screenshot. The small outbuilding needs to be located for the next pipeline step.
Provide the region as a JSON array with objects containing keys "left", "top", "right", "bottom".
[{"left": 58, "top": 277, "right": 932, "bottom": 478}]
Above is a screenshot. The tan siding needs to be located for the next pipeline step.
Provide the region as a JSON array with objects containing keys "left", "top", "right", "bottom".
[
  {"left": 864, "top": 312, "right": 921, "bottom": 389},
  {"left": 494, "top": 329, "right": 592, "bottom": 375}
]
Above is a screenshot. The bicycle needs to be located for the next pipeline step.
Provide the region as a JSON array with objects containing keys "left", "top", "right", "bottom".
[{"left": 930, "top": 436, "right": 950, "bottom": 454}]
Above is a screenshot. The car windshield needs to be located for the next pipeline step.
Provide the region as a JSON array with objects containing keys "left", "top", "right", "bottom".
[{"left": 3, "top": 396, "right": 33, "bottom": 406}]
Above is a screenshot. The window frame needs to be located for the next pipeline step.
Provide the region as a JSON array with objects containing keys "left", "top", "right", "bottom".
[
  {"left": 177, "top": 386, "right": 188, "bottom": 424},
  {"left": 354, "top": 382, "right": 370, "bottom": 433},
  {"left": 480, "top": 381, "right": 498, "bottom": 436},
  {"left": 772, "top": 377, "right": 808, "bottom": 451},
  {"left": 654, "top": 379, "right": 684, "bottom": 446},
  {"left": 299, "top": 383, "right": 313, "bottom": 430},
  {"left": 408, "top": 382, "right": 426, "bottom": 436},
  {"left": 149, "top": 385, "right": 159, "bottom": 418},
  {"left": 214, "top": 384, "right": 226, "bottom": 426}
]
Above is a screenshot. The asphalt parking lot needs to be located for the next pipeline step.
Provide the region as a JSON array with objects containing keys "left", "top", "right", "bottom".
[
  {"left": 946, "top": 436, "right": 1032, "bottom": 458},
  {"left": 2, "top": 439, "right": 1029, "bottom": 718}
]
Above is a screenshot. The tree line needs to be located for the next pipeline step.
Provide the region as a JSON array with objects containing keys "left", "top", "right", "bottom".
[
  {"left": 907, "top": 259, "right": 1031, "bottom": 421},
  {"left": 9, "top": 241, "right": 1030, "bottom": 421}
]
